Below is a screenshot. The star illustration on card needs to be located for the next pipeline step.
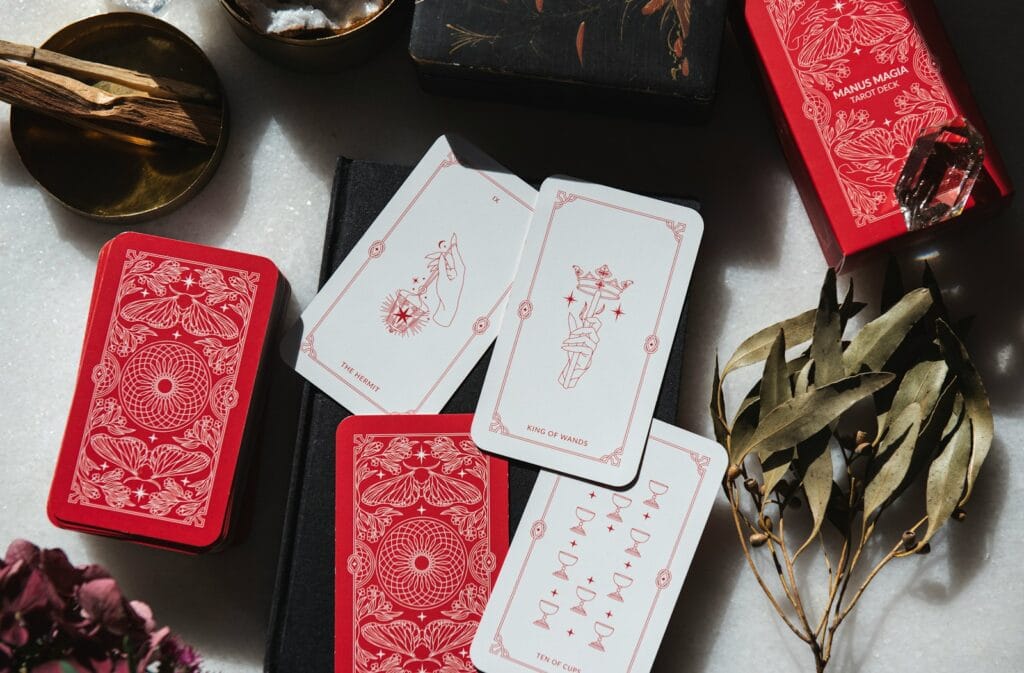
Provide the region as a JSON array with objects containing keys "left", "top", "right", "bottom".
[
  {"left": 564, "top": 292, "right": 577, "bottom": 306},
  {"left": 624, "top": 561, "right": 632, "bottom": 569},
  {"left": 567, "top": 628, "right": 575, "bottom": 637},
  {"left": 605, "top": 610, "right": 613, "bottom": 619},
  {"left": 607, "top": 524, "right": 615, "bottom": 532},
  {"left": 612, "top": 305, "right": 625, "bottom": 321}
]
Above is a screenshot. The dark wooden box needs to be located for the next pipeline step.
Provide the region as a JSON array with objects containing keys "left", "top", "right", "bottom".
[{"left": 409, "top": 0, "right": 728, "bottom": 120}]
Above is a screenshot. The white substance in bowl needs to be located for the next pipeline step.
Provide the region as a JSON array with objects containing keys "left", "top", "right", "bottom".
[{"left": 235, "top": 0, "right": 384, "bottom": 34}]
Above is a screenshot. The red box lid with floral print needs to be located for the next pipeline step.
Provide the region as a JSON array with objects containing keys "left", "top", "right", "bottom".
[{"left": 743, "top": 0, "right": 1012, "bottom": 269}]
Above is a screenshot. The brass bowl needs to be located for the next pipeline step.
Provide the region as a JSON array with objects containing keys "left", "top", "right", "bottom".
[
  {"left": 10, "top": 13, "right": 228, "bottom": 223},
  {"left": 218, "top": 0, "right": 408, "bottom": 71}
]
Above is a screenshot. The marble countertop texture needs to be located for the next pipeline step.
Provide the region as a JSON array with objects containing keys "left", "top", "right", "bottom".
[{"left": 0, "top": 1, "right": 1021, "bottom": 671}]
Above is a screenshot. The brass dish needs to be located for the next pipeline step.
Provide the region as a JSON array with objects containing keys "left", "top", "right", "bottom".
[
  {"left": 10, "top": 13, "right": 228, "bottom": 223},
  {"left": 218, "top": 0, "right": 407, "bottom": 72}
]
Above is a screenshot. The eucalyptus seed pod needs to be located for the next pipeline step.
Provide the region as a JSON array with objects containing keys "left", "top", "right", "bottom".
[
  {"left": 749, "top": 533, "right": 768, "bottom": 548},
  {"left": 902, "top": 530, "right": 917, "bottom": 551},
  {"left": 727, "top": 464, "right": 742, "bottom": 481}
]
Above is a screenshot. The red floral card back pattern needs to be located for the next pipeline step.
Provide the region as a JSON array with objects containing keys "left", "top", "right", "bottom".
[
  {"left": 50, "top": 233, "right": 279, "bottom": 546},
  {"left": 336, "top": 415, "right": 509, "bottom": 673},
  {"left": 763, "top": 0, "right": 956, "bottom": 226}
]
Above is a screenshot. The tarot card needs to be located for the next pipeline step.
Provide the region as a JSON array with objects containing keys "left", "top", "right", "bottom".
[
  {"left": 472, "top": 178, "right": 703, "bottom": 486},
  {"left": 48, "top": 232, "right": 283, "bottom": 551},
  {"left": 470, "top": 420, "right": 725, "bottom": 673},
  {"left": 336, "top": 414, "right": 510, "bottom": 673},
  {"left": 284, "top": 135, "right": 535, "bottom": 415}
]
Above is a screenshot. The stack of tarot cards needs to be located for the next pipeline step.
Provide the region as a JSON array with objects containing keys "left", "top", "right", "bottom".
[
  {"left": 48, "top": 233, "right": 288, "bottom": 554},
  {"left": 284, "top": 135, "right": 726, "bottom": 673}
]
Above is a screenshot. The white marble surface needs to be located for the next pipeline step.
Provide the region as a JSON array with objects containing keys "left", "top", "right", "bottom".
[{"left": 0, "top": 1, "right": 1021, "bottom": 671}]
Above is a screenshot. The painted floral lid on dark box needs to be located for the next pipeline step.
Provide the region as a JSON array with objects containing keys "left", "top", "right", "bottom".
[{"left": 409, "top": 0, "right": 728, "bottom": 120}]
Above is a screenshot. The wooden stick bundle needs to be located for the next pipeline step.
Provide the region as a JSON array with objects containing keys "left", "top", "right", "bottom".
[{"left": 0, "top": 38, "right": 220, "bottom": 146}]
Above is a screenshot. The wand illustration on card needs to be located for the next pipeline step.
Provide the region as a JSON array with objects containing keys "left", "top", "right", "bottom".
[
  {"left": 381, "top": 234, "right": 467, "bottom": 336},
  {"left": 558, "top": 264, "right": 632, "bottom": 388}
]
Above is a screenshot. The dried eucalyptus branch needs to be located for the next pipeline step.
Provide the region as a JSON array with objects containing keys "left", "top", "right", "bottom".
[{"left": 711, "top": 261, "right": 992, "bottom": 673}]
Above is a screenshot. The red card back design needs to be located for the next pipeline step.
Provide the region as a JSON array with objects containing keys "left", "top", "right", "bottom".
[
  {"left": 336, "top": 414, "right": 509, "bottom": 673},
  {"left": 48, "top": 232, "right": 280, "bottom": 550}
]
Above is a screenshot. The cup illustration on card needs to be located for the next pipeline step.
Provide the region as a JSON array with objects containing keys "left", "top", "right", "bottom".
[
  {"left": 589, "top": 622, "right": 615, "bottom": 651},
  {"left": 571, "top": 586, "right": 597, "bottom": 616},
  {"left": 534, "top": 599, "right": 559, "bottom": 629},
  {"left": 570, "top": 506, "right": 596, "bottom": 535},
  {"left": 606, "top": 493, "right": 632, "bottom": 522},
  {"left": 607, "top": 572, "right": 634, "bottom": 602},
  {"left": 381, "top": 233, "right": 466, "bottom": 336},
  {"left": 558, "top": 264, "right": 632, "bottom": 389},
  {"left": 553, "top": 551, "right": 579, "bottom": 580},
  {"left": 644, "top": 480, "right": 669, "bottom": 509},
  {"left": 625, "top": 528, "right": 651, "bottom": 557}
]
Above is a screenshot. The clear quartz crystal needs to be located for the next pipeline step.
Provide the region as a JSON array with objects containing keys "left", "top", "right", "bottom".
[
  {"left": 107, "top": 0, "right": 169, "bottom": 13},
  {"left": 895, "top": 116, "right": 985, "bottom": 231}
]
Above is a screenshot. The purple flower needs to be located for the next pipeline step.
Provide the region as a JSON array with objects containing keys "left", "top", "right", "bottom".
[{"left": 1, "top": 539, "right": 203, "bottom": 672}]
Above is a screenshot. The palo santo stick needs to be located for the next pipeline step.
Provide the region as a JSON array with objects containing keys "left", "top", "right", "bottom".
[
  {"left": 0, "top": 39, "right": 216, "bottom": 104},
  {"left": 0, "top": 60, "right": 220, "bottom": 146}
]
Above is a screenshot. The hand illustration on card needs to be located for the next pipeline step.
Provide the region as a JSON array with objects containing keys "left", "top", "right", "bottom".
[
  {"left": 472, "top": 178, "right": 703, "bottom": 487},
  {"left": 381, "top": 233, "right": 467, "bottom": 336},
  {"left": 559, "top": 264, "right": 632, "bottom": 389},
  {"left": 286, "top": 135, "right": 535, "bottom": 415}
]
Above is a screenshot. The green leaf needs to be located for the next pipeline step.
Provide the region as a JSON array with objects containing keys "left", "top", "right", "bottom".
[
  {"left": 863, "top": 403, "right": 923, "bottom": 524},
  {"left": 811, "top": 269, "right": 843, "bottom": 385},
  {"left": 881, "top": 257, "right": 904, "bottom": 313},
  {"left": 737, "top": 372, "right": 895, "bottom": 464},
  {"left": 919, "top": 415, "right": 973, "bottom": 549},
  {"left": 759, "top": 330, "right": 791, "bottom": 419},
  {"left": 879, "top": 359, "right": 949, "bottom": 433},
  {"left": 710, "top": 357, "right": 728, "bottom": 447},
  {"left": 936, "top": 320, "right": 993, "bottom": 504},
  {"left": 797, "top": 428, "right": 833, "bottom": 548},
  {"left": 843, "top": 288, "right": 933, "bottom": 374}
]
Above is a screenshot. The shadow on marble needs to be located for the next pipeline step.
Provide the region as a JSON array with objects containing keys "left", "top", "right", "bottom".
[{"left": 653, "top": 501, "right": 746, "bottom": 673}]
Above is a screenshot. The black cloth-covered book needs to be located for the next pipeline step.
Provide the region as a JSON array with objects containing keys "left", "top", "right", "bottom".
[
  {"left": 410, "top": 0, "right": 728, "bottom": 120},
  {"left": 263, "top": 158, "right": 696, "bottom": 672}
]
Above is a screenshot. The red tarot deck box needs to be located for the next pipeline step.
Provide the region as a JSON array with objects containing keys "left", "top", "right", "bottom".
[
  {"left": 48, "top": 233, "right": 288, "bottom": 554},
  {"left": 741, "top": 0, "right": 1012, "bottom": 270}
]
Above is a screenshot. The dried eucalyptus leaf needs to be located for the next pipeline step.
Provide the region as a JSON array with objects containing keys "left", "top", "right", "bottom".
[
  {"left": 760, "top": 330, "right": 791, "bottom": 420},
  {"left": 711, "top": 357, "right": 728, "bottom": 447},
  {"left": 881, "top": 257, "right": 904, "bottom": 313},
  {"left": 761, "top": 448, "right": 794, "bottom": 501},
  {"left": 843, "top": 288, "right": 932, "bottom": 374},
  {"left": 723, "top": 309, "right": 816, "bottom": 377},
  {"left": 797, "top": 429, "right": 833, "bottom": 546},
  {"left": 738, "top": 372, "right": 894, "bottom": 464},
  {"left": 922, "top": 262, "right": 950, "bottom": 322},
  {"left": 879, "top": 360, "right": 949, "bottom": 433},
  {"left": 919, "top": 415, "right": 973, "bottom": 548},
  {"left": 794, "top": 359, "right": 814, "bottom": 395},
  {"left": 723, "top": 294, "right": 863, "bottom": 377},
  {"left": 936, "top": 320, "right": 993, "bottom": 504},
  {"left": 811, "top": 269, "right": 843, "bottom": 386},
  {"left": 730, "top": 398, "right": 762, "bottom": 464},
  {"left": 863, "top": 403, "right": 923, "bottom": 524}
]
